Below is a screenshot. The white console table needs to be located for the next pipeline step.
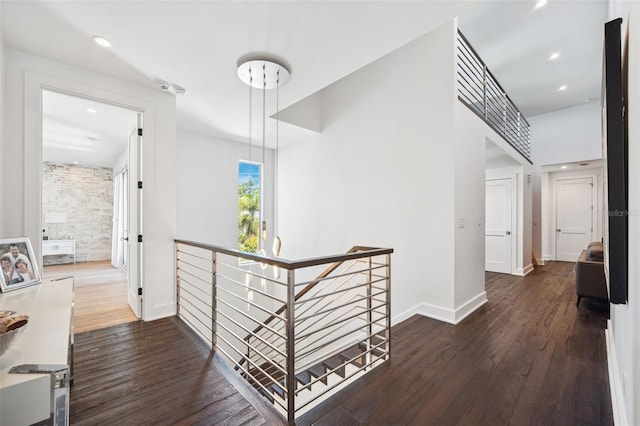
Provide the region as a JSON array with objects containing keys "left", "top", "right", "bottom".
[
  {"left": 0, "top": 277, "right": 74, "bottom": 426},
  {"left": 43, "top": 239, "right": 76, "bottom": 264}
]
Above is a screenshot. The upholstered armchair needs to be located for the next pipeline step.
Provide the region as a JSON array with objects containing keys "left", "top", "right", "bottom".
[{"left": 575, "top": 242, "right": 609, "bottom": 307}]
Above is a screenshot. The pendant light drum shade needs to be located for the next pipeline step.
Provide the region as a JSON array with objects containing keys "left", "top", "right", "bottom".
[{"left": 237, "top": 60, "right": 290, "bottom": 89}]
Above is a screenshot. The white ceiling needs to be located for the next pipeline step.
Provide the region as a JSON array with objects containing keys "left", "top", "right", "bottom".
[
  {"left": 43, "top": 90, "right": 138, "bottom": 168},
  {"left": 2, "top": 1, "right": 609, "bottom": 165}
]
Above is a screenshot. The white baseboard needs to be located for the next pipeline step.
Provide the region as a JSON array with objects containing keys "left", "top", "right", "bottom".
[
  {"left": 515, "top": 263, "right": 535, "bottom": 276},
  {"left": 392, "top": 302, "right": 456, "bottom": 324},
  {"left": 415, "top": 302, "right": 457, "bottom": 324},
  {"left": 393, "top": 292, "right": 487, "bottom": 326},
  {"left": 606, "top": 321, "right": 628, "bottom": 426},
  {"left": 392, "top": 303, "right": 426, "bottom": 326},
  {"left": 454, "top": 292, "right": 487, "bottom": 323},
  {"left": 542, "top": 254, "right": 553, "bottom": 262}
]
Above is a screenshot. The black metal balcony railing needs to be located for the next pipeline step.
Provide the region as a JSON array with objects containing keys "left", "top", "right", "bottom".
[{"left": 457, "top": 30, "right": 531, "bottom": 162}]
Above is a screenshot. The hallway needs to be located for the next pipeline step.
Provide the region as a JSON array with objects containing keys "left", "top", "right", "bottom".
[{"left": 70, "top": 261, "right": 612, "bottom": 425}]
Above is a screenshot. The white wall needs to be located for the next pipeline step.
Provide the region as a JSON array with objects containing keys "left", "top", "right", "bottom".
[
  {"left": 453, "top": 102, "right": 487, "bottom": 318},
  {"left": 456, "top": 104, "right": 533, "bottom": 282},
  {"left": 278, "top": 21, "right": 458, "bottom": 324},
  {"left": 0, "top": 4, "right": 4, "bottom": 230},
  {"left": 529, "top": 102, "right": 603, "bottom": 261},
  {"left": 176, "top": 129, "right": 274, "bottom": 249},
  {"left": 606, "top": 2, "right": 640, "bottom": 424},
  {"left": 1, "top": 48, "right": 177, "bottom": 321}
]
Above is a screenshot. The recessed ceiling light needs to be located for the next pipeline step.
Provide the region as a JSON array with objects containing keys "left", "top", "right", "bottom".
[
  {"left": 92, "top": 36, "right": 111, "bottom": 48},
  {"left": 87, "top": 108, "right": 97, "bottom": 114},
  {"left": 561, "top": 165, "right": 568, "bottom": 169},
  {"left": 534, "top": 0, "right": 548, "bottom": 10},
  {"left": 558, "top": 85, "right": 568, "bottom": 91},
  {"left": 549, "top": 52, "right": 560, "bottom": 60},
  {"left": 73, "top": 161, "right": 79, "bottom": 165}
]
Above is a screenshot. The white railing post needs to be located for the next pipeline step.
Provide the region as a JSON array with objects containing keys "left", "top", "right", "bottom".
[{"left": 286, "top": 268, "right": 296, "bottom": 425}]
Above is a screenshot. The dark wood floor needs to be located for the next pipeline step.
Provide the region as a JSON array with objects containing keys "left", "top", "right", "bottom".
[
  {"left": 70, "top": 261, "right": 612, "bottom": 426},
  {"left": 70, "top": 318, "right": 276, "bottom": 425},
  {"left": 301, "top": 262, "right": 612, "bottom": 425}
]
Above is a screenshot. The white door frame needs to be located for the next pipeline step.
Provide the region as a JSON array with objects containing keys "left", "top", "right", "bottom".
[
  {"left": 485, "top": 178, "right": 514, "bottom": 273},
  {"left": 25, "top": 71, "right": 149, "bottom": 319},
  {"left": 550, "top": 171, "right": 599, "bottom": 261},
  {"left": 486, "top": 167, "right": 520, "bottom": 275}
]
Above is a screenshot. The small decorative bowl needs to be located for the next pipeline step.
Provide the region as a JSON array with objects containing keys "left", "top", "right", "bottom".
[{"left": 0, "top": 311, "right": 28, "bottom": 357}]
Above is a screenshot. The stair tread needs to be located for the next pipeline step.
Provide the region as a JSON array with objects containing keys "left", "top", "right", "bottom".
[
  {"left": 308, "top": 364, "right": 328, "bottom": 384},
  {"left": 296, "top": 370, "right": 312, "bottom": 386},
  {"left": 248, "top": 361, "right": 285, "bottom": 388},
  {"left": 359, "top": 339, "right": 386, "bottom": 357},
  {"left": 259, "top": 387, "right": 274, "bottom": 404},
  {"left": 340, "top": 345, "right": 366, "bottom": 358},
  {"left": 269, "top": 382, "right": 285, "bottom": 398},
  {"left": 323, "top": 355, "right": 346, "bottom": 378}
]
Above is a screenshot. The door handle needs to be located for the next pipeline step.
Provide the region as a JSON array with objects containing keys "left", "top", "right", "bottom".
[
  {"left": 506, "top": 231, "right": 511, "bottom": 236},
  {"left": 556, "top": 229, "right": 561, "bottom": 232}
]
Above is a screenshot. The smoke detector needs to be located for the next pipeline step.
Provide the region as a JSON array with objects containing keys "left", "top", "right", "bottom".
[{"left": 158, "top": 81, "right": 171, "bottom": 91}]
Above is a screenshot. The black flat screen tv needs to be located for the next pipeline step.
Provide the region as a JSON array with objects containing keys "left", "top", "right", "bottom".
[{"left": 603, "top": 17, "right": 628, "bottom": 305}]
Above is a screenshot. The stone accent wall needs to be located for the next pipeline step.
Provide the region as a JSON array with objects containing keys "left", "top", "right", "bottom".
[{"left": 42, "top": 162, "right": 113, "bottom": 265}]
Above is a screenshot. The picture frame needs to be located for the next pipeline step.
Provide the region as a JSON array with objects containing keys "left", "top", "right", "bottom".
[{"left": 0, "top": 237, "right": 41, "bottom": 292}]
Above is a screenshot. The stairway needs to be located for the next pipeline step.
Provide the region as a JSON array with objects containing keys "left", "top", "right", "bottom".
[{"left": 247, "top": 334, "right": 386, "bottom": 404}]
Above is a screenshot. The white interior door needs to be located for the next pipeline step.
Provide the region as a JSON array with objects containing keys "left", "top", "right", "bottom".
[
  {"left": 111, "top": 167, "right": 128, "bottom": 269},
  {"left": 555, "top": 177, "right": 594, "bottom": 262},
  {"left": 127, "top": 118, "right": 143, "bottom": 318},
  {"left": 485, "top": 178, "right": 512, "bottom": 273}
]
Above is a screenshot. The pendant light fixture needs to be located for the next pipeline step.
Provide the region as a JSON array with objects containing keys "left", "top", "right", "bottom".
[
  {"left": 237, "top": 59, "right": 290, "bottom": 261},
  {"left": 272, "top": 68, "right": 283, "bottom": 257}
]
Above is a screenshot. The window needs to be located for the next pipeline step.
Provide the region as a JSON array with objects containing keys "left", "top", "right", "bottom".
[{"left": 238, "top": 161, "right": 261, "bottom": 253}]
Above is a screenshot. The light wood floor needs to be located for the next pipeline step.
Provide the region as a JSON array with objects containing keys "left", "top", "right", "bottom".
[{"left": 43, "top": 260, "right": 138, "bottom": 334}]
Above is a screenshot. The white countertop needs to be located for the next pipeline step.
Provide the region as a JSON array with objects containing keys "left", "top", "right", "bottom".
[{"left": 0, "top": 277, "right": 74, "bottom": 425}]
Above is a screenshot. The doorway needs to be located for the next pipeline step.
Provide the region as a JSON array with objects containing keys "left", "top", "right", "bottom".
[
  {"left": 485, "top": 178, "right": 513, "bottom": 273},
  {"left": 41, "top": 89, "right": 142, "bottom": 332},
  {"left": 554, "top": 176, "right": 596, "bottom": 261}
]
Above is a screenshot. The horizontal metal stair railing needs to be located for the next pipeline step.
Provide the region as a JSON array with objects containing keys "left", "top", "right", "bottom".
[{"left": 175, "top": 240, "right": 392, "bottom": 424}]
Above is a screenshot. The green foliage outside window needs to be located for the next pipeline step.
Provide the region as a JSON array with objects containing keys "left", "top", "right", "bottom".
[{"left": 238, "top": 162, "right": 261, "bottom": 253}]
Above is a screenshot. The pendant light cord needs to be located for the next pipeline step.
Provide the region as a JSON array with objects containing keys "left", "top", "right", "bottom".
[
  {"left": 248, "top": 67, "right": 253, "bottom": 161},
  {"left": 275, "top": 69, "right": 280, "bottom": 238},
  {"left": 261, "top": 63, "right": 267, "bottom": 242},
  {"left": 262, "top": 63, "right": 266, "bottom": 167}
]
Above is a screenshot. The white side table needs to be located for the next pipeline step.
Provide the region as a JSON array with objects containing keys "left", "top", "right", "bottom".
[{"left": 43, "top": 239, "right": 76, "bottom": 264}]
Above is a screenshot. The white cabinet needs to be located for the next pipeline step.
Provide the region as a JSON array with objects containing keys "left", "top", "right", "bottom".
[
  {"left": 43, "top": 239, "right": 76, "bottom": 264},
  {"left": 0, "top": 277, "right": 74, "bottom": 425}
]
